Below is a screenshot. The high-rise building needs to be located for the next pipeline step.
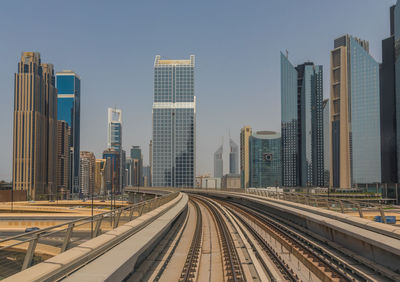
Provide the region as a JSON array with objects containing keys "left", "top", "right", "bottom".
[
  {"left": 79, "top": 151, "right": 95, "bottom": 196},
  {"left": 249, "top": 131, "right": 281, "bottom": 188},
  {"left": 149, "top": 140, "right": 152, "bottom": 187},
  {"left": 103, "top": 148, "right": 120, "bottom": 194},
  {"left": 214, "top": 145, "right": 223, "bottom": 178},
  {"left": 229, "top": 139, "right": 239, "bottom": 174},
  {"left": 143, "top": 166, "right": 151, "bottom": 187},
  {"left": 152, "top": 55, "right": 196, "bottom": 187},
  {"left": 240, "top": 126, "right": 252, "bottom": 188},
  {"left": 323, "top": 99, "right": 330, "bottom": 187},
  {"left": 56, "top": 120, "right": 71, "bottom": 198},
  {"left": 280, "top": 53, "right": 324, "bottom": 187},
  {"left": 56, "top": 70, "right": 81, "bottom": 195},
  {"left": 330, "top": 35, "right": 381, "bottom": 188},
  {"left": 131, "top": 146, "right": 143, "bottom": 186},
  {"left": 94, "top": 159, "right": 106, "bottom": 195},
  {"left": 13, "top": 52, "right": 57, "bottom": 200},
  {"left": 380, "top": 4, "right": 398, "bottom": 184},
  {"left": 107, "top": 108, "right": 122, "bottom": 151}
]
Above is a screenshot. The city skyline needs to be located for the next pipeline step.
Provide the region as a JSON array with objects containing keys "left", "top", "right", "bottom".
[{"left": 0, "top": 0, "right": 395, "bottom": 180}]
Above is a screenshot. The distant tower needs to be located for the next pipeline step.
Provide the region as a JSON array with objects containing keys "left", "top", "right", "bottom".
[
  {"left": 214, "top": 145, "right": 223, "bottom": 178},
  {"left": 229, "top": 139, "right": 239, "bottom": 174},
  {"left": 79, "top": 151, "right": 95, "bottom": 196},
  {"left": 107, "top": 108, "right": 122, "bottom": 151},
  {"left": 152, "top": 55, "right": 196, "bottom": 187},
  {"left": 13, "top": 52, "right": 57, "bottom": 200}
]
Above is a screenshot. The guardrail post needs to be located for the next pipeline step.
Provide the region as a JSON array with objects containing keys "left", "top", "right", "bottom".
[
  {"left": 138, "top": 202, "right": 146, "bottom": 216},
  {"left": 22, "top": 234, "right": 39, "bottom": 270},
  {"left": 356, "top": 203, "right": 363, "bottom": 218},
  {"left": 61, "top": 223, "right": 75, "bottom": 253},
  {"left": 94, "top": 216, "right": 103, "bottom": 237},
  {"left": 379, "top": 206, "right": 387, "bottom": 224},
  {"left": 129, "top": 206, "right": 134, "bottom": 221},
  {"left": 114, "top": 209, "right": 122, "bottom": 228},
  {"left": 339, "top": 200, "right": 345, "bottom": 213}
]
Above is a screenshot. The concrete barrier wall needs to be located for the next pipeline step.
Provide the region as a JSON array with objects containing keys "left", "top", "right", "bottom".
[{"left": 4, "top": 193, "right": 188, "bottom": 282}]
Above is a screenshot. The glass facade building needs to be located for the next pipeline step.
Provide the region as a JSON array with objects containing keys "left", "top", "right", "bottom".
[
  {"left": 281, "top": 53, "right": 298, "bottom": 186},
  {"left": 281, "top": 53, "right": 324, "bottom": 187},
  {"left": 323, "top": 99, "right": 330, "bottom": 187},
  {"left": 330, "top": 35, "right": 381, "bottom": 187},
  {"left": 214, "top": 145, "right": 223, "bottom": 178},
  {"left": 152, "top": 55, "right": 195, "bottom": 187},
  {"left": 108, "top": 108, "right": 122, "bottom": 152},
  {"left": 56, "top": 71, "right": 81, "bottom": 195},
  {"left": 249, "top": 131, "right": 281, "bottom": 187},
  {"left": 349, "top": 37, "right": 381, "bottom": 184}
]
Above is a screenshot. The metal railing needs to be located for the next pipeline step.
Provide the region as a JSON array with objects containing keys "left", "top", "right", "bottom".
[
  {"left": 245, "top": 188, "right": 395, "bottom": 223},
  {"left": 0, "top": 192, "right": 178, "bottom": 279}
]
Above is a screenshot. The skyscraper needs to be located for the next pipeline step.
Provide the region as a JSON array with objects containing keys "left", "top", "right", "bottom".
[
  {"left": 240, "top": 126, "right": 252, "bottom": 188},
  {"left": 380, "top": 3, "right": 398, "bottom": 184},
  {"left": 214, "top": 145, "right": 223, "bottom": 178},
  {"left": 229, "top": 139, "right": 239, "bottom": 174},
  {"left": 56, "top": 120, "right": 71, "bottom": 198},
  {"left": 149, "top": 140, "right": 152, "bottom": 187},
  {"left": 131, "top": 146, "right": 143, "bottom": 186},
  {"left": 56, "top": 70, "right": 81, "bottom": 195},
  {"left": 103, "top": 148, "right": 120, "bottom": 194},
  {"left": 107, "top": 108, "right": 122, "bottom": 151},
  {"left": 249, "top": 131, "right": 281, "bottom": 188},
  {"left": 13, "top": 52, "right": 57, "bottom": 200},
  {"left": 323, "top": 99, "right": 330, "bottom": 187},
  {"left": 152, "top": 55, "right": 196, "bottom": 187},
  {"left": 280, "top": 53, "right": 324, "bottom": 187},
  {"left": 95, "top": 159, "right": 106, "bottom": 195},
  {"left": 330, "top": 35, "right": 381, "bottom": 188},
  {"left": 79, "top": 151, "right": 95, "bottom": 196}
]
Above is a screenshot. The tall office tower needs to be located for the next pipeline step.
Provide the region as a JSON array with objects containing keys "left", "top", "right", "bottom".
[
  {"left": 95, "top": 159, "right": 106, "bottom": 195},
  {"left": 240, "top": 126, "right": 252, "bottom": 188},
  {"left": 330, "top": 35, "right": 381, "bottom": 188},
  {"left": 323, "top": 99, "right": 330, "bottom": 187},
  {"left": 56, "top": 70, "right": 81, "bottom": 195},
  {"left": 56, "top": 121, "right": 71, "bottom": 198},
  {"left": 143, "top": 166, "right": 151, "bottom": 187},
  {"left": 152, "top": 55, "right": 196, "bottom": 187},
  {"left": 380, "top": 4, "right": 398, "bottom": 184},
  {"left": 229, "top": 139, "right": 239, "bottom": 174},
  {"left": 214, "top": 145, "right": 223, "bottom": 178},
  {"left": 149, "top": 140, "right": 152, "bottom": 187},
  {"left": 280, "top": 53, "right": 324, "bottom": 187},
  {"left": 79, "top": 151, "right": 95, "bottom": 196},
  {"left": 108, "top": 108, "right": 122, "bottom": 151},
  {"left": 103, "top": 148, "right": 120, "bottom": 194},
  {"left": 249, "top": 131, "right": 282, "bottom": 188},
  {"left": 131, "top": 146, "right": 143, "bottom": 186},
  {"left": 13, "top": 52, "right": 58, "bottom": 200}
]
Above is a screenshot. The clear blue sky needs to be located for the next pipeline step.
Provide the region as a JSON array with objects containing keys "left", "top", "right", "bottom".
[{"left": 0, "top": 0, "right": 395, "bottom": 180}]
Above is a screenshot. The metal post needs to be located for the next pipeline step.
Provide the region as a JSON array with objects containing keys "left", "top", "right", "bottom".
[
  {"left": 114, "top": 209, "right": 122, "bottom": 228},
  {"left": 379, "top": 206, "right": 387, "bottom": 224},
  {"left": 22, "top": 235, "right": 39, "bottom": 270},
  {"left": 61, "top": 223, "right": 75, "bottom": 253},
  {"left": 129, "top": 206, "right": 134, "bottom": 221},
  {"left": 356, "top": 203, "right": 363, "bottom": 218},
  {"left": 339, "top": 200, "right": 345, "bottom": 213},
  {"left": 94, "top": 216, "right": 103, "bottom": 237}
]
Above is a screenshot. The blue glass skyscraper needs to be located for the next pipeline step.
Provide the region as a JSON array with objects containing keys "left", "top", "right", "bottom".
[
  {"left": 56, "top": 70, "right": 81, "bottom": 195},
  {"left": 152, "top": 55, "right": 196, "bottom": 187}
]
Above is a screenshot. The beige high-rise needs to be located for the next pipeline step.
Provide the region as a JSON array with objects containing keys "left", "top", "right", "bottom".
[
  {"left": 240, "top": 126, "right": 252, "bottom": 188},
  {"left": 80, "top": 151, "right": 96, "bottom": 196},
  {"left": 13, "top": 52, "right": 58, "bottom": 200},
  {"left": 95, "top": 159, "right": 106, "bottom": 195}
]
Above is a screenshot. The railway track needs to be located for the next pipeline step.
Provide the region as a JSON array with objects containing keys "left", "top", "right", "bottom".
[
  {"left": 180, "top": 199, "right": 202, "bottom": 281},
  {"left": 190, "top": 196, "right": 244, "bottom": 282},
  {"left": 220, "top": 199, "right": 378, "bottom": 282}
]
